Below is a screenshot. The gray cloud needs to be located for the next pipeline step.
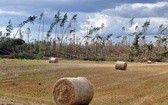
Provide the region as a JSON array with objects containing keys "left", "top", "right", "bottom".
[
  {"left": 103, "top": 1, "right": 168, "bottom": 18},
  {"left": 0, "top": 0, "right": 166, "bottom": 13},
  {"left": 0, "top": 0, "right": 167, "bottom": 40}
]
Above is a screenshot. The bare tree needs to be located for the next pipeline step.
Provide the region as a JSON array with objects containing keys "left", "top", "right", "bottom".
[
  {"left": 25, "top": 28, "right": 31, "bottom": 43},
  {"left": 14, "top": 16, "right": 37, "bottom": 38},
  {"left": 64, "top": 14, "right": 77, "bottom": 44},
  {"left": 141, "top": 20, "right": 150, "bottom": 46},
  {"left": 5, "top": 20, "right": 13, "bottom": 37},
  {"left": 47, "top": 11, "right": 62, "bottom": 42},
  {"left": 38, "top": 12, "right": 44, "bottom": 42}
]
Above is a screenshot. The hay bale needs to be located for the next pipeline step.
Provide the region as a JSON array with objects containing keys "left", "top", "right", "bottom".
[
  {"left": 147, "top": 60, "right": 152, "bottom": 64},
  {"left": 115, "top": 61, "right": 127, "bottom": 70},
  {"left": 53, "top": 77, "right": 94, "bottom": 105},
  {"left": 49, "top": 57, "right": 58, "bottom": 63}
]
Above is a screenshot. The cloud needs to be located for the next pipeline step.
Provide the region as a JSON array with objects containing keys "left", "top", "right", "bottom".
[
  {"left": 0, "top": 0, "right": 167, "bottom": 42},
  {"left": 0, "top": 10, "right": 24, "bottom": 16},
  {"left": 103, "top": 1, "right": 168, "bottom": 18},
  {"left": 80, "top": 13, "right": 110, "bottom": 28},
  {"left": 128, "top": 23, "right": 139, "bottom": 33},
  {"left": 0, "top": 0, "right": 165, "bottom": 14}
]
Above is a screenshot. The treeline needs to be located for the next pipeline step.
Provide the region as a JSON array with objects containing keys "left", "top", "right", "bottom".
[{"left": 0, "top": 11, "right": 168, "bottom": 62}]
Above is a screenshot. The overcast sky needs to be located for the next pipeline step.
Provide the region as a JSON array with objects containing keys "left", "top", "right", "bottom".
[{"left": 0, "top": 0, "right": 167, "bottom": 42}]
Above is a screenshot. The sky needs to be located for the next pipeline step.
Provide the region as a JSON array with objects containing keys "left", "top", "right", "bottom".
[{"left": 0, "top": 0, "right": 168, "bottom": 43}]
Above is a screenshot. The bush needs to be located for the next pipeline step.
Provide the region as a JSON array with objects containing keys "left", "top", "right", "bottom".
[
  {"left": 14, "top": 52, "right": 35, "bottom": 59},
  {"left": 35, "top": 52, "right": 45, "bottom": 59},
  {"left": 0, "top": 38, "right": 25, "bottom": 55},
  {"left": 150, "top": 54, "right": 164, "bottom": 62},
  {"left": 83, "top": 55, "right": 106, "bottom": 61}
]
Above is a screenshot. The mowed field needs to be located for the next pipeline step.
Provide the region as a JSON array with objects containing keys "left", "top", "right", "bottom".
[{"left": 0, "top": 59, "right": 168, "bottom": 105}]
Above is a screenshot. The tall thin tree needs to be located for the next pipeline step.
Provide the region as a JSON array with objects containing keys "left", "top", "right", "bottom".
[
  {"left": 38, "top": 12, "right": 44, "bottom": 42},
  {"left": 14, "top": 16, "right": 37, "bottom": 38},
  {"left": 47, "top": 11, "right": 61, "bottom": 42},
  {"left": 5, "top": 20, "right": 13, "bottom": 38}
]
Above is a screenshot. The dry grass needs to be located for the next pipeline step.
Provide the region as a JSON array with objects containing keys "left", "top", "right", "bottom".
[{"left": 0, "top": 59, "right": 168, "bottom": 105}]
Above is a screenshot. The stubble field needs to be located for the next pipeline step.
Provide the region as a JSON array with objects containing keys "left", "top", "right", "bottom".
[{"left": 0, "top": 59, "right": 168, "bottom": 105}]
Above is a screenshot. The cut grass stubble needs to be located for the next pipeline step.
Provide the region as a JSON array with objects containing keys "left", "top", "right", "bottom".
[{"left": 0, "top": 59, "right": 167, "bottom": 105}]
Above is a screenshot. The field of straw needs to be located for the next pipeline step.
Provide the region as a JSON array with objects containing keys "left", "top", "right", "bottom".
[{"left": 0, "top": 59, "right": 168, "bottom": 105}]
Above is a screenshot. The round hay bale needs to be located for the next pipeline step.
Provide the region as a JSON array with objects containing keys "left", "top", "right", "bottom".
[
  {"left": 115, "top": 61, "right": 127, "bottom": 70},
  {"left": 53, "top": 77, "right": 94, "bottom": 105},
  {"left": 147, "top": 60, "right": 152, "bottom": 64},
  {"left": 49, "top": 57, "right": 58, "bottom": 63}
]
